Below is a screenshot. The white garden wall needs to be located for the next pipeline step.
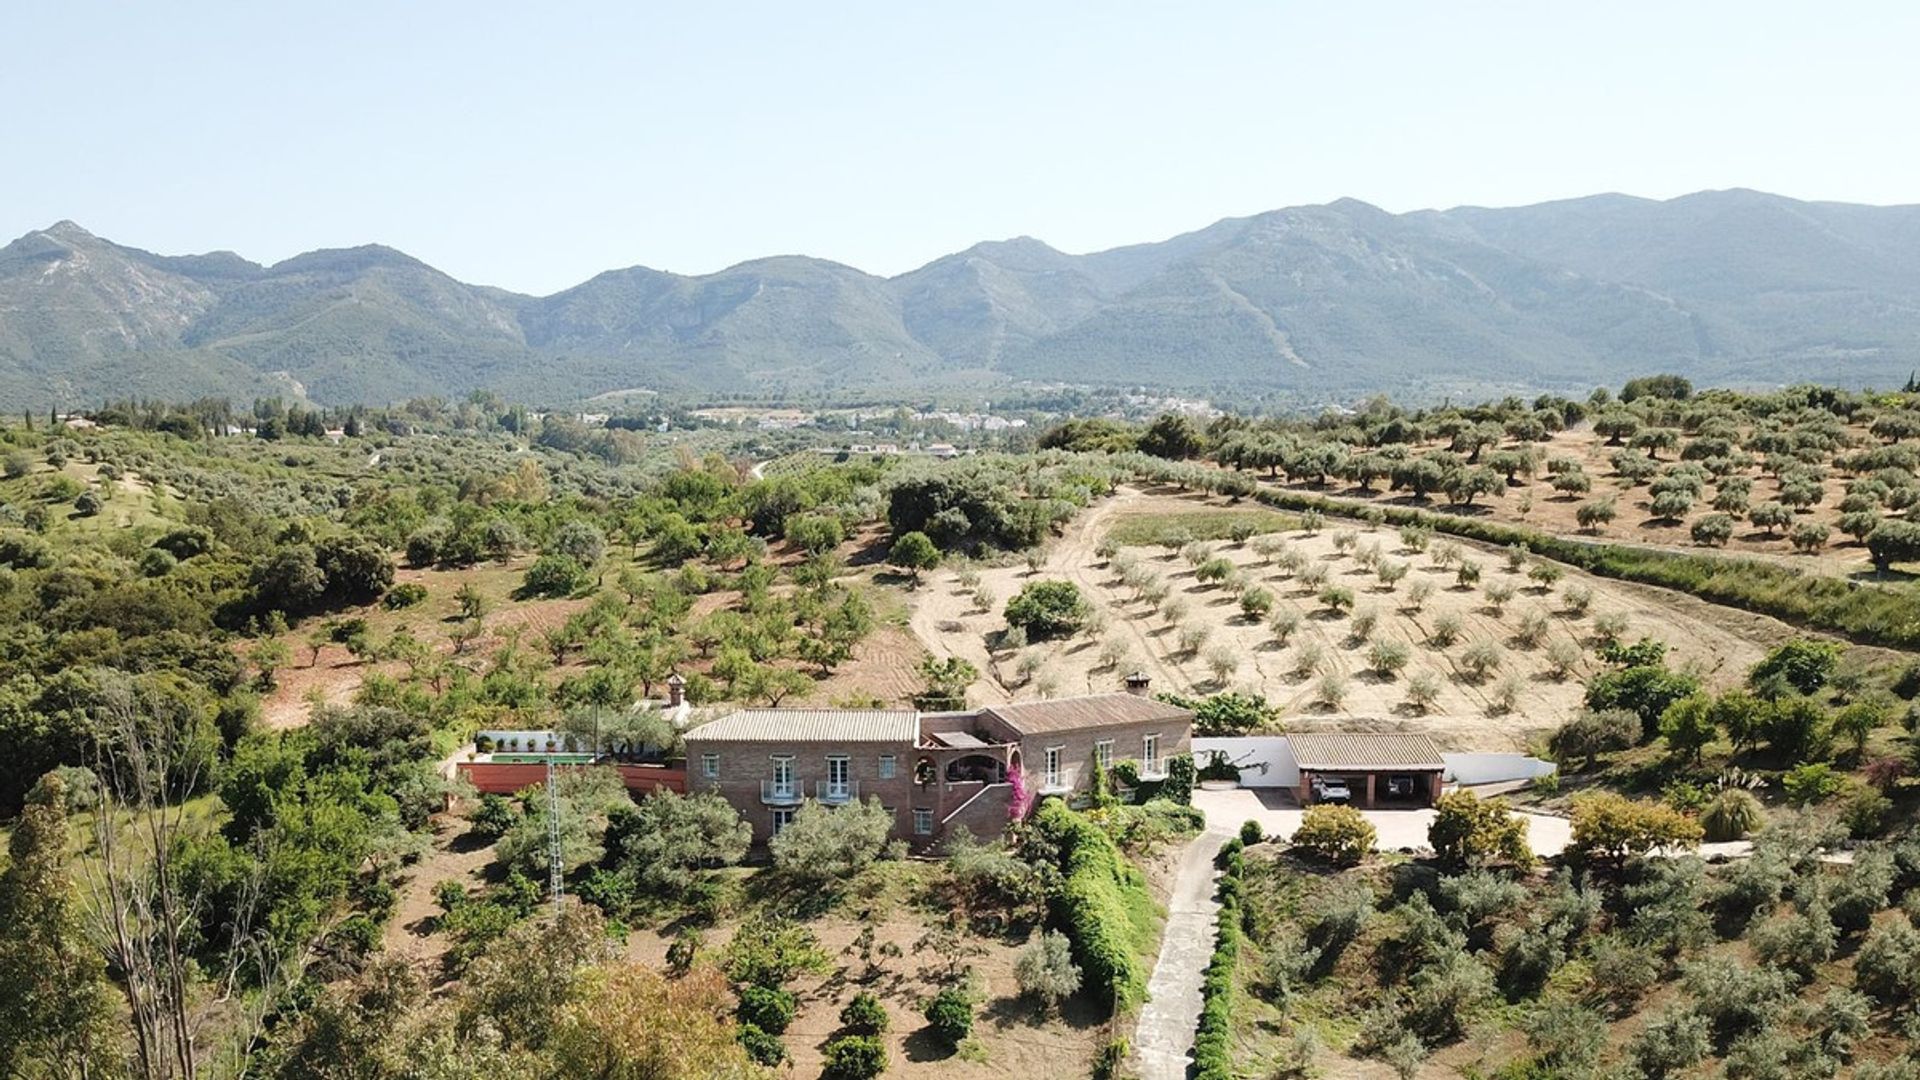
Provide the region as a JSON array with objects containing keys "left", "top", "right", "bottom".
[{"left": 1192, "top": 737, "right": 1555, "bottom": 789}]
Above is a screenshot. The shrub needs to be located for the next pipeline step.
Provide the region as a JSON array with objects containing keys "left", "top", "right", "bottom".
[
  {"left": 382, "top": 582, "right": 429, "bottom": 608},
  {"left": 1376, "top": 560, "right": 1409, "bottom": 589},
  {"left": 1545, "top": 638, "right": 1582, "bottom": 679},
  {"left": 1629, "top": 1007, "right": 1711, "bottom": 1079},
  {"left": 1319, "top": 585, "right": 1354, "bottom": 614},
  {"left": 1587, "top": 933, "right": 1661, "bottom": 1013},
  {"left": 1239, "top": 819, "right": 1264, "bottom": 846},
  {"left": 1014, "top": 929, "right": 1082, "bottom": 1013},
  {"left": 1700, "top": 788, "right": 1763, "bottom": 842},
  {"left": 1521, "top": 998, "right": 1606, "bottom": 1070},
  {"left": 1512, "top": 609, "right": 1550, "bottom": 648},
  {"left": 521, "top": 553, "right": 589, "bottom": 597},
  {"left": 1483, "top": 580, "right": 1517, "bottom": 614},
  {"left": 1004, "top": 579, "right": 1090, "bottom": 639},
  {"left": 1368, "top": 637, "right": 1411, "bottom": 677},
  {"left": 1561, "top": 582, "right": 1593, "bottom": 615},
  {"left": 1682, "top": 957, "right": 1791, "bottom": 1049},
  {"left": 1575, "top": 498, "right": 1617, "bottom": 531},
  {"left": 1238, "top": 586, "right": 1274, "bottom": 618},
  {"left": 1028, "top": 801, "right": 1149, "bottom": 1008},
  {"left": 724, "top": 922, "right": 829, "bottom": 990},
  {"left": 1751, "top": 896, "right": 1837, "bottom": 978},
  {"left": 1401, "top": 949, "right": 1497, "bottom": 1044},
  {"left": 1203, "top": 645, "right": 1238, "bottom": 684},
  {"left": 1568, "top": 792, "right": 1701, "bottom": 862},
  {"left": 1854, "top": 921, "right": 1920, "bottom": 1005},
  {"left": 838, "top": 991, "right": 889, "bottom": 1036},
  {"left": 1404, "top": 672, "right": 1441, "bottom": 713},
  {"left": 737, "top": 985, "right": 797, "bottom": 1034},
  {"left": 1405, "top": 577, "right": 1435, "bottom": 611},
  {"left": 887, "top": 530, "right": 941, "bottom": 581},
  {"left": 921, "top": 988, "right": 973, "bottom": 1049},
  {"left": 1690, "top": 513, "right": 1735, "bottom": 546},
  {"left": 1176, "top": 624, "right": 1210, "bottom": 657},
  {"left": 1428, "top": 790, "right": 1532, "bottom": 867},
  {"left": 1169, "top": 691, "right": 1278, "bottom": 737},
  {"left": 1750, "top": 639, "right": 1842, "bottom": 696},
  {"left": 1586, "top": 664, "right": 1702, "bottom": 740},
  {"left": 1192, "top": 856, "right": 1244, "bottom": 1080},
  {"left": 1781, "top": 762, "right": 1843, "bottom": 805},
  {"left": 1841, "top": 783, "right": 1892, "bottom": 838},
  {"left": 736, "top": 1023, "right": 787, "bottom": 1066},
  {"left": 1458, "top": 639, "right": 1503, "bottom": 682},
  {"left": 821, "top": 1033, "right": 887, "bottom": 1079},
  {"left": 1291, "top": 804, "right": 1376, "bottom": 865},
  {"left": 769, "top": 798, "right": 893, "bottom": 884},
  {"left": 1314, "top": 672, "right": 1347, "bottom": 708},
  {"left": 666, "top": 927, "right": 704, "bottom": 975}
]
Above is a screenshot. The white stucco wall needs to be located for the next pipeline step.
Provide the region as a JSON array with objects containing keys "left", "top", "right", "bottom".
[
  {"left": 1191, "top": 737, "right": 1300, "bottom": 787},
  {"left": 1442, "top": 752, "right": 1558, "bottom": 785},
  {"left": 1192, "top": 737, "right": 1555, "bottom": 789}
]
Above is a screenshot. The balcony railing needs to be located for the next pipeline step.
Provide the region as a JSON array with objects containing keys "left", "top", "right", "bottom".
[
  {"left": 761, "top": 780, "right": 802, "bottom": 804},
  {"left": 1039, "top": 766, "right": 1079, "bottom": 795},
  {"left": 815, "top": 780, "right": 860, "bottom": 804}
]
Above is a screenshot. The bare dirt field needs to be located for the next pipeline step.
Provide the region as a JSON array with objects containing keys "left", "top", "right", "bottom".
[
  {"left": 623, "top": 912, "right": 1116, "bottom": 1078},
  {"left": 912, "top": 488, "right": 1790, "bottom": 752},
  {"left": 382, "top": 814, "right": 496, "bottom": 972}
]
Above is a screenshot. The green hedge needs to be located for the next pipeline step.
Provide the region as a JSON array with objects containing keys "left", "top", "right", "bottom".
[
  {"left": 1234, "top": 483, "right": 1920, "bottom": 650},
  {"left": 1192, "top": 838, "right": 1245, "bottom": 1080},
  {"left": 1031, "top": 800, "right": 1151, "bottom": 1010}
]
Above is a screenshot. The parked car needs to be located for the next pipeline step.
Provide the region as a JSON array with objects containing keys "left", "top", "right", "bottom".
[
  {"left": 1311, "top": 776, "right": 1352, "bottom": 803},
  {"left": 1386, "top": 776, "right": 1415, "bottom": 798}
]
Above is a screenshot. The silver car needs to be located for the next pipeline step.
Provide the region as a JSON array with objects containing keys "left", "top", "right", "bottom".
[{"left": 1311, "top": 777, "right": 1351, "bottom": 803}]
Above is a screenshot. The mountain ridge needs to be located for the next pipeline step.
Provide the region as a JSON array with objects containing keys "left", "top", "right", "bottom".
[{"left": 5, "top": 189, "right": 1919, "bottom": 408}]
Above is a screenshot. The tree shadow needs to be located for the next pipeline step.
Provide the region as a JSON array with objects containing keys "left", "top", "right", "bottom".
[
  {"left": 902, "top": 1028, "right": 956, "bottom": 1063},
  {"left": 449, "top": 828, "right": 495, "bottom": 855}
]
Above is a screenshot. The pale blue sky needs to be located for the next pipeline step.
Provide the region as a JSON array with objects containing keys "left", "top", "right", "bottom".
[{"left": 5, "top": 2, "right": 1916, "bottom": 294}]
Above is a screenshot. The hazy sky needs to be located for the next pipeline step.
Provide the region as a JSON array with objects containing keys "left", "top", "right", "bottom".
[{"left": 5, "top": 2, "right": 1917, "bottom": 293}]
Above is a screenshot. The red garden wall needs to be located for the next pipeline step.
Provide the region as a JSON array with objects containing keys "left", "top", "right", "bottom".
[{"left": 457, "top": 761, "right": 687, "bottom": 796}]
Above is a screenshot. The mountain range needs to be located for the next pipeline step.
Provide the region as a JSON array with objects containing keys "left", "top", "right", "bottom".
[{"left": 5, "top": 188, "right": 1920, "bottom": 409}]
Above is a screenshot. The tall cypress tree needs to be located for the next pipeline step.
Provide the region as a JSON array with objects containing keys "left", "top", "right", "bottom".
[{"left": 0, "top": 772, "right": 121, "bottom": 1076}]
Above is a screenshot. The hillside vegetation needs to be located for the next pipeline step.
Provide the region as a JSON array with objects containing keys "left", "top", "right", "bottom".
[
  {"left": 9, "top": 189, "right": 1920, "bottom": 407},
  {"left": 5, "top": 378, "right": 1920, "bottom": 1080}
]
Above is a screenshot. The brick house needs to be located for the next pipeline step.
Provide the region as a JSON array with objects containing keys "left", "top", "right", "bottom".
[{"left": 683, "top": 681, "right": 1192, "bottom": 849}]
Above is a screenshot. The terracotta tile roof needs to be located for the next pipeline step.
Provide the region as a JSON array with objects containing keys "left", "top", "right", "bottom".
[
  {"left": 684, "top": 709, "right": 918, "bottom": 744},
  {"left": 1288, "top": 733, "right": 1445, "bottom": 771},
  {"left": 980, "top": 693, "right": 1192, "bottom": 736}
]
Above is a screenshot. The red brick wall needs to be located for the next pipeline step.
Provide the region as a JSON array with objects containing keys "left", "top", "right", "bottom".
[
  {"left": 457, "top": 761, "right": 687, "bottom": 796},
  {"left": 681, "top": 738, "right": 919, "bottom": 845}
]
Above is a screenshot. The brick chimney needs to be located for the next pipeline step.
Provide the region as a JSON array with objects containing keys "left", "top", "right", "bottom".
[
  {"left": 1123, "top": 671, "right": 1151, "bottom": 697},
  {"left": 665, "top": 673, "right": 686, "bottom": 708}
]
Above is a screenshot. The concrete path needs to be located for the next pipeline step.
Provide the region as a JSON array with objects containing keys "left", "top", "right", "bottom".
[{"left": 1133, "top": 825, "right": 1232, "bottom": 1080}]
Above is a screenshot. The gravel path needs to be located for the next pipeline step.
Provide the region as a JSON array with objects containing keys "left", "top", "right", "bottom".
[{"left": 1132, "top": 825, "right": 1231, "bottom": 1080}]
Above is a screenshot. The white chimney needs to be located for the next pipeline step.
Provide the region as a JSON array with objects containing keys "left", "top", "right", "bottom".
[
  {"left": 666, "top": 673, "right": 686, "bottom": 708},
  {"left": 1123, "top": 671, "right": 1151, "bottom": 697}
]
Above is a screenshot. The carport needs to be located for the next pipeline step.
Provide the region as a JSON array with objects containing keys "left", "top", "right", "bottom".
[{"left": 1290, "top": 732, "right": 1445, "bottom": 808}]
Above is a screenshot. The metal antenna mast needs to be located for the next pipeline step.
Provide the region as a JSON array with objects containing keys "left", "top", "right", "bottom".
[{"left": 546, "top": 757, "right": 564, "bottom": 914}]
